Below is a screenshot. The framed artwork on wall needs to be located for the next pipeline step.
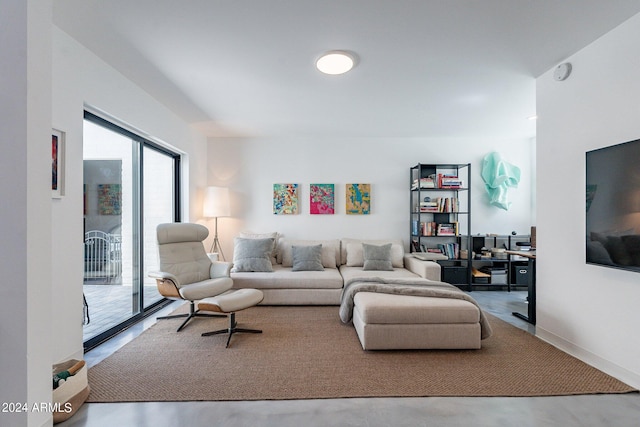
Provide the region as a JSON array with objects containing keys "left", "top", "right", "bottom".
[
  {"left": 346, "top": 183, "right": 370, "bottom": 215},
  {"left": 273, "top": 183, "right": 299, "bottom": 214},
  {"left": 98, "top": 184, "right": 122, "bottom": 215},
  {"left": 310, "top": 184, "right": 335, "bottom": 214},
  {"left": 52, "top": 129, "right": 65, "bottom": 198}
]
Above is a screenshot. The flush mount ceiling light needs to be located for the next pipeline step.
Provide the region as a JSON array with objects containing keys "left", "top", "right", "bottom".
[{"left": 316, "top": 51, "right": 355, "bottom": 75}]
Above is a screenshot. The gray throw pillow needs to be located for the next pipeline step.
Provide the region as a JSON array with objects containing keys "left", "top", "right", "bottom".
[
  {"left": 362, "top": 243, "right": 393, "bottom": 271},
  {"left": 586, "top": 240, "right": 614, "bottom": 265},
  {"left": 622, "top": 235, "right": 640, "bottom": 266},
  {"left": 232, "top": 237, "right": 275, "bottom": 272},
  {"left": 291, "top": 245, "right": 324, "bottom": 271}
]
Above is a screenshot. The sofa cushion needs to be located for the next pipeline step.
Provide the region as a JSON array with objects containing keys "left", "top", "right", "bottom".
[
  {"left": 232, "top": 237, "right": 274, "bottom": 272},
  {"left": 278, "top": 239, "right": 339, "bottom": 268},
  {"left": 362, "top": 243, "right": 394, "bottom": 271},
  {"left": 231, "top": 264, "right": 343, "bottom": 290},
  {"left": 354, "top": 292, "right": 480, "bottom": 324},
  {"left": 292, "top": 245, "right": 324, "bottom": 271},
  {"left": 344, "top": 240, "right": 404, "bottom": 268}
]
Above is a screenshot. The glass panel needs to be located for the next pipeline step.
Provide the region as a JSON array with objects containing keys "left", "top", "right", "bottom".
[
  {"left": 143, "top": 146, "right": 175, "bottom": 308},
  {"left": 82, "top": 112, "right": 180, "bottom": 349},
  {"left": 83, "top": 120, "right": 140, "bottom": 342}
]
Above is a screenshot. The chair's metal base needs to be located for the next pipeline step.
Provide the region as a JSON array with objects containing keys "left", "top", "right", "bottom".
[
  {"left": 202, "top": 312, "right": 262, "bottom": 347},
  {"left": 158, "top": 301, "right": 226, "bottom": 332}
]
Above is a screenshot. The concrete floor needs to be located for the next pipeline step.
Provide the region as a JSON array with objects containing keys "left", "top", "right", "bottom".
[{"left": 60, "top": 291, "right": 640, "bottom": 427}]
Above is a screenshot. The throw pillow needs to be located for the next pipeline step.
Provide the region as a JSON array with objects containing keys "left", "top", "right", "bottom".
[
  {"left": 605, "top": 235, "right": 632, "bottom": 266},
  {"left": 586, "top": 240, "right": 614, "bottom": 265},
  {"left": 346, "top": 241, "right": 404, "bottom": 268},
  {"left": 291, "top": 245, "right": 324, "bottom": 271},
  {"left": 345, "top": 242, "right": 365, "bottom": 266},
  {"left": 232, "top": 237, "right": 275, "bottom": 272},
  {"left": 278, "top": 239, "right": 339, "bottom": 268},
  {"left": 622, "top": 235, "right": 640, "bottom": 266},
  {"left": 238, "top": 231, "right": 279, "bottom": 263},
  {"left": 362, "top": 243, "right": 394, "bottom": 271}
]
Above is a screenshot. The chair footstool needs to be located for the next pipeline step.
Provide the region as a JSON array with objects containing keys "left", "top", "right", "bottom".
[
  {"left": 198, "top": 288, "right": 264, "bottom": 347},
  {"left": 157, "top": 301, "right": 226, "bottom": 332}
]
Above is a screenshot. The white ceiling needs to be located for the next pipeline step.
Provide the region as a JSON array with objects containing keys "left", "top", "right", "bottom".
[{"left": 53, "top": 1, "right": 640, "bottom": 139}]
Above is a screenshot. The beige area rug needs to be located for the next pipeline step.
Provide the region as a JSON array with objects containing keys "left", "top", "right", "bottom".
[{"left": 87, "top": 305, "right": 636, "bottom": 402}]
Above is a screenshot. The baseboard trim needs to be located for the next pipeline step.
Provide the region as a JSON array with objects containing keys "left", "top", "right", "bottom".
[{"left": 536, "top": 326, "right": 640, "bottom": 390}]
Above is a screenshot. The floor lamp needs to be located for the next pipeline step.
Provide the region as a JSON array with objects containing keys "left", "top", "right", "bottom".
[{"left": 203, "top": 186, "right": 230, "bottom": 261}]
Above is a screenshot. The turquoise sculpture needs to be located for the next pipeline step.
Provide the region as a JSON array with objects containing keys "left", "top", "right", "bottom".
[{"left": 481, "top": 152, "right": 521, "bottom": 211}]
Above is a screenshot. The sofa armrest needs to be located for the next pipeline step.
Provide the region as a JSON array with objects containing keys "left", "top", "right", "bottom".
[
  {"left": 210, "top": 261, "right": 232, "bottom": 278},
  {"left": 404, "top": 255, "right": 441, "bottom": 281}
]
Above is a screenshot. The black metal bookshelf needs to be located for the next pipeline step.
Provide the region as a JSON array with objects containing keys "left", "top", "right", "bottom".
[{"left": 410, "top": 163, "right": 471, "bottom": 290}]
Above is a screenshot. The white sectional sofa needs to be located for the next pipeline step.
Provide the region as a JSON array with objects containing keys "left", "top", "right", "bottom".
[
  {"left": 230, "top": 237, "right": 441, "bottom": 305},
  {"left": 227, "top": 234, "right": 492, "bottom": 349}
]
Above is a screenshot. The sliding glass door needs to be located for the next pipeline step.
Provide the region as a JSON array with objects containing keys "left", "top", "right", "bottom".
[
  {"left": 82, "top": 111, "right": 180, "bottom": 349},
  {"left": 142, "top": 146, "right": 177, "bottom": 308}
]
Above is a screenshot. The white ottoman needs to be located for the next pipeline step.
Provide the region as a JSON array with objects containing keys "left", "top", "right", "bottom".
[
  {"left": 352, "top": 292, "right": 481, "bottom": 350},
  {"left": 198, "top": 288, "right": 264, "bottom": 347}
]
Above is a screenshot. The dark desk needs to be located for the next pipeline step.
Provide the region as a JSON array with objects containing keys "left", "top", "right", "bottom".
[{"left": 506, "top": 250, "right": 536, "bottom": 324}]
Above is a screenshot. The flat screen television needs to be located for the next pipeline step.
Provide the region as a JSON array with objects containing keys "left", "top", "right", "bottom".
[{"left": 586, "top": 138, "right": 640, "bottom": 272}]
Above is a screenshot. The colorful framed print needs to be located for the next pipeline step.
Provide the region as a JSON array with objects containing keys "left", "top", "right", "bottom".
[
  {"left": 310, "top": 184, "right": 335, "bottom": 214},
  {"left": 273, "top": 183, "right": 299, "bottom": 214},
  {"left": 52, "top": 129, "right": 65, "bottom": 198},
  {"left": 98, "top": 184, "right": 122, "bottom": 215},
  {"left": 346, "top": 183, "right": 370, "bottom": 215}
]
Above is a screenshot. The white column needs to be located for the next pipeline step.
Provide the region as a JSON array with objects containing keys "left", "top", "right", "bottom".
[{"left": 0, "top": 1, "right": 53, "bottom": 426}]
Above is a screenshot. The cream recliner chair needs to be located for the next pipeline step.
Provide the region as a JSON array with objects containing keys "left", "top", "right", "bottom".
[
  {"left": 149, "top": 223, "right": 264, "bottom": 347},
  {"left": 148, "top": 223, "right": 233, "bottom": 332}
]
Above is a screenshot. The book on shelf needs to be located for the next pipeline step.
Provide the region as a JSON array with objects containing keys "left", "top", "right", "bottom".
[
  {"left": 412, "top": 174, "right": 464, "bottom": 190},
  {"left": 411, "top": 177, "right": 436, "bottom": 190},
  {"left": 437, "top": 242, "right": 460, "bottom": 259},
  {"left": 411, "top": 221, "right": 437, "bottom": 236},
  {"left": 423, "top": 221, "right": 436, "bottom": 236},
  {"left": 436, "top": 223, "right": 456, "bottom": 236},
  {"left": 413, "top": 221, "right": 463, "bottom": 237},
  {"left": 427, "top": 173, "right": 463, "bottom": 189},
  {"left": 415, "top": 197, "right": 459, "bottom": 213}
]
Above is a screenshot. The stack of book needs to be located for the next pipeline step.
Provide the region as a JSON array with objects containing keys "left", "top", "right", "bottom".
[
  {"left": 437, "top": 242, "right": 460, "bottom": 259},
  {"left": 415, "top": 197, "right": 459, "bottom": 213},
  {"left": 425, "top": 173, "right": 463, "bottom": 189},
  {"left": 411, "top": 221, "right": 459, "bottom": 236},
  {"left": 412, "top": 220, "right": 438, "bottom": 236},
  {"left": 417, "top": 200, "right": 440, "bottom": 212},
  {"left": 436, "top": 223, "right": 458, "bottom": 236},
  {"left": 411, "top": 177, "right": 436, "bottom": 190}
]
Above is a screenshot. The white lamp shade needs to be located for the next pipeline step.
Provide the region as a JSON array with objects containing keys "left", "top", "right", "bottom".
[{"left": 203, "top": 186, "right": 230, "bottom": 218}]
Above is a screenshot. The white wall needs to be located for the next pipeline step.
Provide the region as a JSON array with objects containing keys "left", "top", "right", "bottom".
[
  {"left": 207, "top": 136, "right": 535, "bottom": 259},
  {"left": 0, "top": 1, "right": 53, "bottom": 426},
  {"left": 51, "top": 27, "right": 207, "bottom": 365},
  {"left": 537, "top": 13, "right": 640, "bottom": 388}
]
